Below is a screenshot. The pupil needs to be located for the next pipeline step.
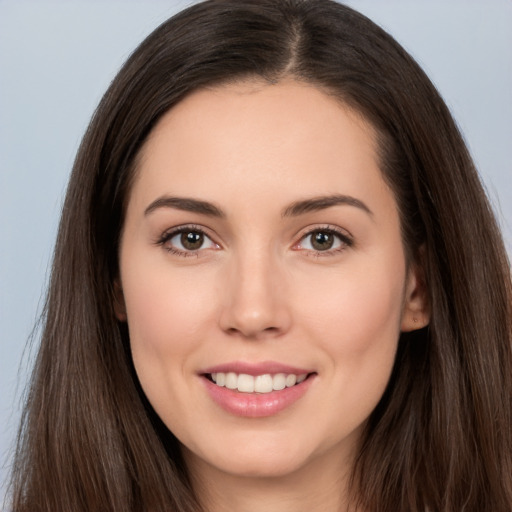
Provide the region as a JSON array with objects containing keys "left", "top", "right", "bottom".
[
  {"left": 181, "top": 231, "right": 203, "bottom": 250},
  {"left": 312, "top": 231, "right": 333, "bottom": 251}
]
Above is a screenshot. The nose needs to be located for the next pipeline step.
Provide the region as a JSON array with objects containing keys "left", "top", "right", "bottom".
[{"left": 218, "top": 249, "right": 292, "bottom": 340}]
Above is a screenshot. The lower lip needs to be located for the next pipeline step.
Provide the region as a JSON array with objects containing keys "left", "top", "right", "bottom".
[{"left": 202, "top": 375, "right": 315, "bottom": 418}]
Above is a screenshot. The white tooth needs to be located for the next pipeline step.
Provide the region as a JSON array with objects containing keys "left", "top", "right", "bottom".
[
  {"left": 211, "top": 373, "right": 217, "bottom": 383},
  {"left": 254, "top": 374, "right": 273, "bottom": 393},
  {"left": 296, "top": 373, "right": 307, "bottom": 383},
  {"left": 285, "top": 374, "right": 297, "bottom": 387},
  {"left": 225, "top": 372, "right": 238, "bottom": 389},
  {"left": 216, "top": 372, "right": 225, "bottom": 386},
  {"left": 237, "top": 373, "right": 255, "bottom": 393},
  {"left": 272, "top": 373, "right": 286, "bottom": 391}
]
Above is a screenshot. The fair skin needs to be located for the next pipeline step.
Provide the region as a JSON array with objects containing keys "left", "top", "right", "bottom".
[{"left": 116, "top": 79, "right": 429, "bottom": 512}]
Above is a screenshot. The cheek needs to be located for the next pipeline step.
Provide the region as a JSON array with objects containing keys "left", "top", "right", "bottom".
[
  {"left": 121, "top": 257, "right": 219, "bottom": 370},
  {"left": 305, "top": 264, "right": 401, "bottom": 320},
  {"left": 291, "top": 259, "right": 405, "bottom": 445},
  {"left": 120, "top": 257, "right": 225, "bottom": 433},
  {"left": 295, "top": 254, "right": 405, "bottom": 367}
]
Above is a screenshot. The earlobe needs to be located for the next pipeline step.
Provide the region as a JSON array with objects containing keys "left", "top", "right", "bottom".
[
  {"left": 401, "top": 259, "right": 430, "bottom": 332},
  {"left": 113, "top": 279, "right": 127, "bottom": 322}
]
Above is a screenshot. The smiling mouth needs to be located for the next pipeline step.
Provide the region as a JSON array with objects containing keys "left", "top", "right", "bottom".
[{"left": 205, "top": 372, "right": 313, "bottom": 394}]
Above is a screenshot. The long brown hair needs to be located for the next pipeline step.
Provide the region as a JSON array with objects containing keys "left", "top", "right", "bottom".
[{"left": 9, "top": 1, "right": 512, "bottom": 511}]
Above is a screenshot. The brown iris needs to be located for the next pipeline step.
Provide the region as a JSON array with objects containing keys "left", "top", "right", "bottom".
[
  {"left": 181, "top": 231, "right": 204, "bottom": 250},
  {"left": 311, "top": 231, "right": 335, "bottom": 251}
]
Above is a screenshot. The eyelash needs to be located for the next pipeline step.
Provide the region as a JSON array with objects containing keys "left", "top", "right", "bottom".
[
  {"left": 294, "top": 225, "right": 354, "bottom": 257},
  {"left": 156, "top": 224, "right": 353, "bottom": 258},
  {"left": 156, "top": 224, "right": 218, "bottom": 258}
]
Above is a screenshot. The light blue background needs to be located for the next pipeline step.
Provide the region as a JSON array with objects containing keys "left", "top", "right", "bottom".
[{"left": 1, "top": 0, "right": 511, "bottom": 498}]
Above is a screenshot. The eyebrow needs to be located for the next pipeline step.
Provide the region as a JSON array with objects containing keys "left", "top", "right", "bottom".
[
  {"left": 144, "top": 193, "right": 372, "bottom": 219},
  {"left": 144, "top": 196, "right": 225, "bottom": 217},
  {"left": 282, "top": 194, "right": 373, "bottom": 217}
]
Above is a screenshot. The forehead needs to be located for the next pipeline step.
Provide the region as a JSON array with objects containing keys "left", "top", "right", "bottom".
[
  {"left": 140, "top": 79, "right": 377, "bottom": 163},
  {"left": 129, "top": 79, "right": 391, "bottom": 218}
]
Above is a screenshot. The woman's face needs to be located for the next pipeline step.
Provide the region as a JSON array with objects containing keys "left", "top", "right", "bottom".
[{"left": 117, "top": 80, "right": 428, "bottom": 481}]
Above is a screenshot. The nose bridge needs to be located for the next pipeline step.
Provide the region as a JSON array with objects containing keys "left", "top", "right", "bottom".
[{"left": 219, "top": 240, "right": 290, "bottom": 338}]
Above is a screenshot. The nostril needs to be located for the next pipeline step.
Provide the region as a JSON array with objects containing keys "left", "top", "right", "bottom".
[{"left": 224, "top": 324, "right": 282, "bottom": 339}]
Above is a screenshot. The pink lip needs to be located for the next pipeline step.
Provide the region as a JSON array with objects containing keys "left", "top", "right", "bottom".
[
  {"left": 201, "top": 360, "right": 312, "bottom": 376},
  {"left": 199, "top": 361, "right": 316, "bottom": 418}
]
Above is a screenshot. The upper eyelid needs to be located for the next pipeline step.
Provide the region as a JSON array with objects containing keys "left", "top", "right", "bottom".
[
  {"left": 295, "top": 224, "right": 353, "bottom": 242},
  {"left": 158, "top": 224, "right": 216, "bottom": 242}
]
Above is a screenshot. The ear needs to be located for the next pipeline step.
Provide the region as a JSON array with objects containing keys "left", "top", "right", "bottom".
[
  {"left": 401, "top": 256, "right": 430, "bottom": 332},
  {"left": 113, "top": 279, "right": 127, "bottom": 322}
]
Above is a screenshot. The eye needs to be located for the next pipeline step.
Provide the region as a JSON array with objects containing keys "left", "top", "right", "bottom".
[
  {"left": 296, "top": 228, "right": 352, "bottom": 254},
  {"left": 158, "top": 226, "right": 219, "bottom": 256}
]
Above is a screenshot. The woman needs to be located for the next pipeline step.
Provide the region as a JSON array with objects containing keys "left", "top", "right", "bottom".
[{"left": 8, "top": 1, "right": 512, "bottom": 511}]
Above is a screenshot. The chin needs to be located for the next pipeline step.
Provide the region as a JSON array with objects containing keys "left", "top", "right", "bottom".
[
  {"left": 183, "top": 435, "right": 315, "bottom": 480},
  {"left": 212, "top": 453, "right": 309, "bottom": 479}
]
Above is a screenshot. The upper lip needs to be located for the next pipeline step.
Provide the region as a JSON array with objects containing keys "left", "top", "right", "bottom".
[{"left": 200, "top": 361, "right": 314, "bottom": 376}]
